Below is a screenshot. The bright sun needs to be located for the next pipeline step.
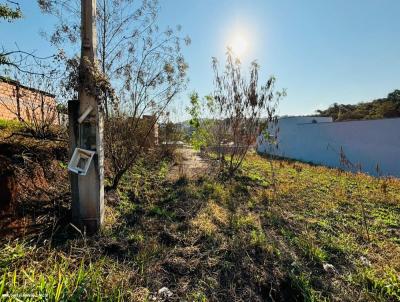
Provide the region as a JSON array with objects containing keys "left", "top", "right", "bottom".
[{"left": 229, "top": 34, "right": 248, "bottom": 57}]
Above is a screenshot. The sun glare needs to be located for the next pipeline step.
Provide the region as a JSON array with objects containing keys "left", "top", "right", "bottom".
[{"left": 229, "top": 33, "right": 248, "bottom": 58}]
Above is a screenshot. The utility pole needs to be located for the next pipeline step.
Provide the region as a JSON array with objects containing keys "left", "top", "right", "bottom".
[{"left": 68, "top": 0, "right": 104, "bottom": 233}]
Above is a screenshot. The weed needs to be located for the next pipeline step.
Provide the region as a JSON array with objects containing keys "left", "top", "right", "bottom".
[
  {"left": 0, "top": 118, "right": 22, "bottom": 131},
  {"left": 0, "top": 242, "right": 27, "bottom": 269},
  {"left": 295, "top": 235, "right": 328, "bottom": 264},
  {"left": 353, "top": 267, "right": 400, "bottom": 301},
  {"left": 289, "top": 272, "right": 327, "bottom": 302},
  {"left": 202, "top": 181, "right": 228, "bottom": 202},
  {"left": 250, "top": 229, "right": 267, "bottom": 248},
  {"left": 127, "top": 232, "right": 145, "bottom": 244},
  {"left": 148, "top": 206, "right": 175, "bottom": 220},
  {"left": 0, "top": 243, "right": 129, "bottom": 301},
  {"left": 190, "top": 291, "right": 208, "bottom": 302},
  {"left": 232, "top": 213, "right": 259, "bottom": 231}
]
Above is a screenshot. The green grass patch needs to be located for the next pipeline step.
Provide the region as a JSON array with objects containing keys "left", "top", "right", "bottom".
[{"left": 0, "top": 118, "right": 22, "bottom": 131}]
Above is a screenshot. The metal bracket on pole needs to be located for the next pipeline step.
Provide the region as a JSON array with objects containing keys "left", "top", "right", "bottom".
[{"left": 78, "top": 105, "right": 94, "bottom": 124}]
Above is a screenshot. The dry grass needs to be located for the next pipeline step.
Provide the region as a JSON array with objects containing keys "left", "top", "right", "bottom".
[{"left": 0, "top": 147, "right": 399, "bottom": 301}]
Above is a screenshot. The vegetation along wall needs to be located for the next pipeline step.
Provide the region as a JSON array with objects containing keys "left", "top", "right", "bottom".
[{"left": 257, "top": 116, "right": 400, "bottom": 177}]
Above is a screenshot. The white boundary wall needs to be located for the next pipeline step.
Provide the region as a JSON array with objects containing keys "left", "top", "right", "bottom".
[{"left": 257, "top": 116, "right": 400, "bottom": 177}]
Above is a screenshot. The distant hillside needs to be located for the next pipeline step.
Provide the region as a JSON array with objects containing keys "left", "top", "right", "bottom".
[{"left": 317, "top": 90, "right": 400, "bottom": 121}]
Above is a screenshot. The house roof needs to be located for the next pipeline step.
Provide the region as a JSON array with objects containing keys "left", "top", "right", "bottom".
[{"left": 0, "top": 76, "right": 56, "bottom": 98}]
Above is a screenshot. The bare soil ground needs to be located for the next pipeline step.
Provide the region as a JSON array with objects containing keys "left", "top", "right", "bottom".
[
  {"left": 0, "top": 135, "right": 69, "bottom": 240},
  {"left": 167, "top": 146, "right": 211, "bottom": 181}
]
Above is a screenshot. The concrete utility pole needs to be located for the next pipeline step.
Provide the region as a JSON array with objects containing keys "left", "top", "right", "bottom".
[{"left": 68, "top": 0, "right": 104, "bottom": 233}]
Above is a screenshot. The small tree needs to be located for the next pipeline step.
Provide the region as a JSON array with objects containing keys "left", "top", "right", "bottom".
[
  {"left": 211, "top": 49, "right": 284, "bottom": 175},
  {"left": 186, "top": 92, "right": 216, "bottom": 151},
  {"left": 104, "top": 114, "right": 159, "bottom": 190}
]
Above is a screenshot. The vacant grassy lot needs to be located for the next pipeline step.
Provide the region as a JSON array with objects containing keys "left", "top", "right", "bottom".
[{"left": 0, "top": 150, "right": 399, "bottom": 301}]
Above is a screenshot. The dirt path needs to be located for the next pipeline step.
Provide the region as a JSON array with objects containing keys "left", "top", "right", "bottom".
[{"left": 167, "top": 146, "right": 211, "bottom": 181}]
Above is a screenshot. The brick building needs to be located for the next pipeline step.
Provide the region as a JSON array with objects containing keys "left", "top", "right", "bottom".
[
  {"left": 0, "top": 77, "right": 64, "bottom": 125},
  {"left": 142, "top": 115, "right": 159, "bottom": 146}
]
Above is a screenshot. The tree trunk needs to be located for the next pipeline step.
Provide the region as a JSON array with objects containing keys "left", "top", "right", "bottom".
[{"left": 108, "top": 168, "right": 126, "bottom": 191}]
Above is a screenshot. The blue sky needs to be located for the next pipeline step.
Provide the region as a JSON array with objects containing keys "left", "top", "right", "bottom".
[{"left": 1, "top": 0, "right": 400, "bottom": 120}]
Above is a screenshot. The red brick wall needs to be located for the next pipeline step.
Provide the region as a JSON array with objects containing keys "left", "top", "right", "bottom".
[
  {"left": 0, "top": 79, "right": 59, "bottom": 124},
  {"left": 0, "top": 81, "right": 18, "bottom": 120}
]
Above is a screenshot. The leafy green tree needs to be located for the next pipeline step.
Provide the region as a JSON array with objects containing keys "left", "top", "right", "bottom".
[
  {"left": 187, "top": 92, "right": 202, "bottom": 129},
  {"left": 0, "top": 1, "right": 21, "bottom": 21},
  {"left": 186, "top": 92, "right": 216, "bottom": 150},
  {"left": 0, "top": 1, "right": 22, "bottom": 66},
  {"left": 317, "top": 90, "right": 400, "bottom": 121},
  {"left": 388, "top": 90, "right": 400, "bottom": 101}
]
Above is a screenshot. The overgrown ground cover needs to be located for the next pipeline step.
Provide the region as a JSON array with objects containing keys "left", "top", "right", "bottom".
[{"left": 0, "top": 149, "right": 399, "bottom": 301}]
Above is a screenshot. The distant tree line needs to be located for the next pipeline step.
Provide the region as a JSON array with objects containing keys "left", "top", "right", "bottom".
[{"left": 316, "top": 90, "right": 400, "bottom": 121}]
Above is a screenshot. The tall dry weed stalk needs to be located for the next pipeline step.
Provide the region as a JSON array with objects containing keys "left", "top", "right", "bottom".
[{"left": 339, "top": 147, "right": 370, "bottom": 241}]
